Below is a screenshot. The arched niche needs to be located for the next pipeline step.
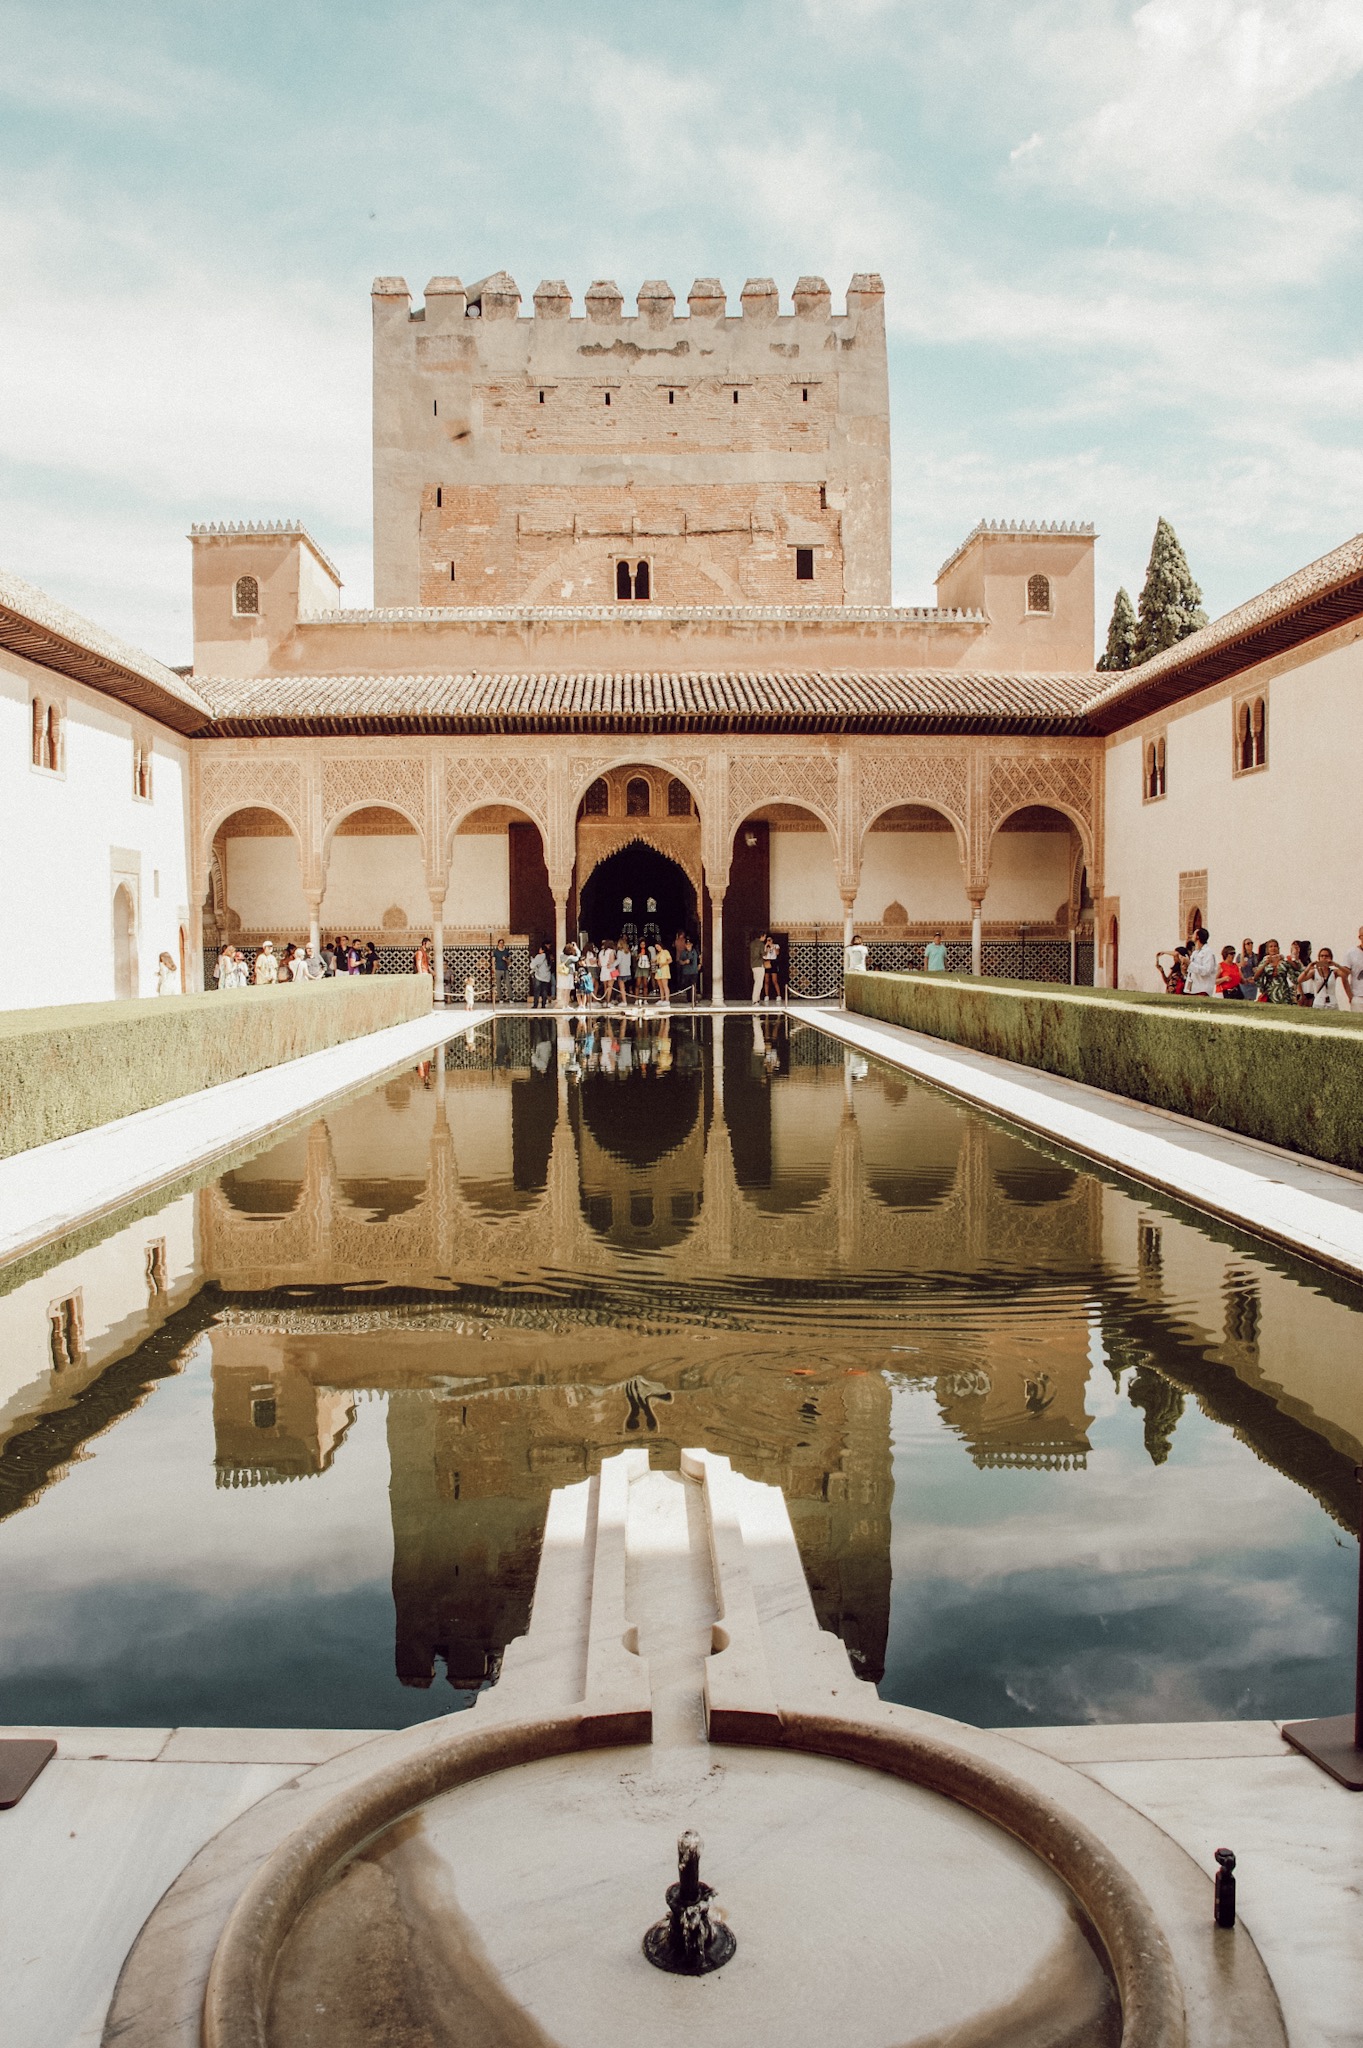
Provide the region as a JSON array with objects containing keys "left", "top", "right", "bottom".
[
  {"left": 112, "top": 881, "right": 139, "bottom": 999},
  {"left": 725, "top": 801, "right": 837, "bottom": 997},
  {"left": 855, "top": 804, "right": 970, "bottom": 933},
  {"left": 449, "top": 804, "right": 553, "bottom": 951},
  {"left": 321, "top": 805, "right": 427, "bottom": 941},
  {"left": 207, "top": 806, "right": 307, "bottom": 955},
  {"left": 984, "top": 805, "right": 1086, "bottom": 928}
]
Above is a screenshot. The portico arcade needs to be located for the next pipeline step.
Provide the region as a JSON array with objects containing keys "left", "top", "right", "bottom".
[{"left": 191, "top": 734, "right": 1101, "bottom": 995}]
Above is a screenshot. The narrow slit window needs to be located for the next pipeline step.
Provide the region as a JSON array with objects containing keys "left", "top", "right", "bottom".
[
  {"left": 604, "top": 390, "right": 611, "bottom": 406},
  {"left": 795, "top": 547, "right": 815, "bottom": 582},
  {"left": 616, "top": 558, "right": 632, "bottom": 601},
  {"left": 46, "top": 704, "right": 62, "bottom": 771},
  {"left": 668, "top": 389, "right": 675, "bottom": 405},
  {"left": 732, "top": 388, "right": 739, "bottom": 404},
  {"left": 819, "top": 484, "right": 827, "bottom": 510},
  {"left": 538, "top": 390, "right": 545, "bottom": 403},
  {"left": 450, "top": 561, "right": 457, "bottom": 581},
  {"left": 633, "top": 558, "right": 650, "bottom": 600},
  {"left": 1251, "top": 697, "right": 1267, "bottom": 767},
  {"left": 433, "top": 400, "right": 438, "bottom": 416},
  {"left": 31, "top": 697, "right": 45, "bottom": 767},
  {"left": 436, "top": 486, "right": 442, "bottom": 508},
  {"left": 802, "top": 386, "right": 809, "bottom": 402}
]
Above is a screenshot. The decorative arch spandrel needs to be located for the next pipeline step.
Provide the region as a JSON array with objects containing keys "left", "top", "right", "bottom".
[
  {"left": 855, "top": 751, "right": 970, "bottom": 858},
  {"left": 198, "top": 756, "right": 306, "bottom": 857},
  {"left": 323, "top": 758, "right": 428, "bottom": 852},
  {"left": 985, "top": 753, "right": 1097, "bottom": 866},
  {"left": 444, "top": 755, "right": 551, "bottom": 839},
  {"left": 727, "top": 752, "right": 840, "bottom": 842}
]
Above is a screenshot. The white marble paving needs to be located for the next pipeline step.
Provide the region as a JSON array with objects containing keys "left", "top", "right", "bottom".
[
  {"left": 0, "top": 1755, "right": 297, "bottom": 2048},
  {"left": 1083, "top": 1754, "right": 1363, "bottom": 2048},
  {"left": 0, "top": 1007, "right": 492, "bottom": 1269},
  {"left": 817, "top": 1007, "right": 1363, "bottom": 1281}
]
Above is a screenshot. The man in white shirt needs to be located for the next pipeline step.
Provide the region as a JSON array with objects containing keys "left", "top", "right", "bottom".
[
  {"left": 1345, "top": 925, "right": 1363, "bottom": 1012},
  {"left": 1185, "top": 928, "right": 1218, "bottom": 996},
  {"left": 845, "top": 934, "right": 869, "bottom": 976}
]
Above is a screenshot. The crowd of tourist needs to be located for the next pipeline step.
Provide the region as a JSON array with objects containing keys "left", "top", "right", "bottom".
[
  {"left": 1156, "top": 926, "right": 1363, "bottom": 1009},
  {"left": 211, "top": 934, "right": 433, "bottom": 990},
  {"left": 516, "top": 929, "right": 703, "bottom": 1010}
]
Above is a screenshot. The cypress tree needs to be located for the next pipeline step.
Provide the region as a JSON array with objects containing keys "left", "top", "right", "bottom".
[
  {"left": 1096, "top": 586, "right": 1137, "bottom": 671},
  {"left": 1134, "top": 517, "right": 1207, "bottom": 663}
]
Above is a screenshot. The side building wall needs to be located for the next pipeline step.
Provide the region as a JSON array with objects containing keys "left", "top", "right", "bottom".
[
  {"left": 0, "top": 646, "right": 194, "bottom": 1009},
  {"left": 1101, "top": 622, "right": 1363, "bottom": 989}
]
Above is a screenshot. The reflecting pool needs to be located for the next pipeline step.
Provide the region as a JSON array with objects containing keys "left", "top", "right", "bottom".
[{"left": 0, "top": 1014, "right": 1359, "bottom": 1730}]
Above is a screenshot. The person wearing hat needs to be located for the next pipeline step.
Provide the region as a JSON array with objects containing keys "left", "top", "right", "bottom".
[{"left": 254, "top": 941, "right": 278, "bottom": 986}]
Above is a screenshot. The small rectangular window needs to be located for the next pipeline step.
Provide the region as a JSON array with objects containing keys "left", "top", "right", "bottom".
[
  {"left": 433, "top": 400, "right": 438, "bottom": 416},
  {"left": 450, "top": 562, "right": 457, "bottom": 581},
  {"left": 819, "top": 485, "right": 827, "bottom": 511},
  {"left": 795, "top": 548, "right": 815, "bottom": 581},
  {"left": 732, "top": 388, "right": 739, "bottom": 404},
  {"left": 538, "top": 390, "right": 545, "bottom": 403},
  {"left": 436, "top": 486, "right": 442, "bottom": 508},
  {"left": 604, "top": 391, "right": 611, "bottom": 406},
  {"left": 668, "top": 390, "right": 675, "bottom": 405},
  {"left": 802, "top": 387, "right": 809, "bottom": 402}
]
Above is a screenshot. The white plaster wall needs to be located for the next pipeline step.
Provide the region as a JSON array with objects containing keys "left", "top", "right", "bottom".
[
  {"left": 0, "top": 648, "right": 194, "bottom": 1009},
  {"left": 982, "top": 832, "right": 1075, "bottom": 923},
  {"left": 1102, "top": 634, "right": 1363, "bottom": 990},
  {"left": 769, "top": 827, "right": 841, "bottom": 922},
  {"left": 224, "top": 837, "right": 309, "bottom": 933},
  {"left": 854, "top": 830, "right": 967, "bottom": 921},
  {"left": 449, "top": 833, "right": 511, "bottom": 928},
  {"left": 320, "top": 835, "right": 428, "bottom": 929}
]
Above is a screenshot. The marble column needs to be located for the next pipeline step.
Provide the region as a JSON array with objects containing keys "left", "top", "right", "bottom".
[
  {"left": 305, "top": 890, "right": 322, "bottom": 958},
  {"left": 553, "top": 891, "right": 569, "bottom": 1004},
  {"left": 969, "top": 894, "right": 983, "bottom": 977},
  {"left": 710, "top": 890, "right": 726, "bottom": 1004},
  {"left": 428, "top": 892, "right": 446, "bottom": 1003}
]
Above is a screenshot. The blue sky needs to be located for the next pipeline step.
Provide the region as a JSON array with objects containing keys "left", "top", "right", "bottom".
[{"left": 2, "top": 0, "right": 1361, "bottom": 664}]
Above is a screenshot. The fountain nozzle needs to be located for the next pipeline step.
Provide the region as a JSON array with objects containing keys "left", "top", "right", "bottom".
[{"left": 643, "top": 1829, "right": 736, "bottom": 1975}]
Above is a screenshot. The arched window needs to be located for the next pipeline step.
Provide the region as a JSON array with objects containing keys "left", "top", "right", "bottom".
[
  {"left": 133, "top": 739, "right": 152, "bottom": 800},
  {"left": 1026, "top": 573, "right": 1051, "bottom": 614},
  {"left": 626, "top": 776, "right": 651, "bottom": 817},
  {"left": 583, "top": 778, "right": 609, "bottom": 816},
  {"left": 46, "top": 703, "right": 62, "bottom": 772},
  {"left": 615, "top": 559, "right": 651, "bottom": 600},
  {"left": 31, "top": 697, "right": 46, "bottom": 767},
  {"left": 233, "top": 574, "right": 259, "bottom": 617},
  {"left": 1143, "top": 738, "right": 1166, "bottom": 800},
  {"left": 667, "top": 777, "right": 692, "bottom": 816},
  {"left": 1237, "top": 696, "right": 1267, "bottom": 771}
]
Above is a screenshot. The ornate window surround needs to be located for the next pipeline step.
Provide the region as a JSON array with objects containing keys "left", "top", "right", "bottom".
[{"left": 1231, "top": 692, "right": 1267, "bottom": 776}]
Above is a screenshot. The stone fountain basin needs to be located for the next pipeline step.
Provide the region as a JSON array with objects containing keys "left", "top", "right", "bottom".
[{"left": 266, "top": 1739, "right": 1119, "bottom": 2048}]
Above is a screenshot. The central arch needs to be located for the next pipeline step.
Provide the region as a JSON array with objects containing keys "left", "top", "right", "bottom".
[{"left": 577, "top": 840, "right": 697, "bottom": 949}]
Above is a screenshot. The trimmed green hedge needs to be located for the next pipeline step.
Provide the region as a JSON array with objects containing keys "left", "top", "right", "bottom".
[
  {"left": 844, "top": 971, "right": 1363, "bottom": 1172},
  {"left": 0, "top": 977, "right": 432, "bottom": 1159}
]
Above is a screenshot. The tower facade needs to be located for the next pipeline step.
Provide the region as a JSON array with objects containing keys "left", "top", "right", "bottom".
[{"left": 371, "top": 270, "right": 891, "bottom": 609}]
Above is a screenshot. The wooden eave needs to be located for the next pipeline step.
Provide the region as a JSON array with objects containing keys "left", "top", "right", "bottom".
[{"left": 0, "top": 604, "right": 210, "bottom": 736}]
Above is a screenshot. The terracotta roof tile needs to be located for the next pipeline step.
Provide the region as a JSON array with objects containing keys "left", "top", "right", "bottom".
[
  {"left": 0, "top": 568, "right": 211, "bottom": 733},
  {"left": 192, "top": 667, "right": 1095, "bottom": 737}
]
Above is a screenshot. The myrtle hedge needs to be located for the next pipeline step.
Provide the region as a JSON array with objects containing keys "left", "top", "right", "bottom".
[
  {"left": 0, "top": 977, "right": 432, "bottom": 1159},
  {"left": 844, "top": 971, "right": 1363, "bottom": 1171}
]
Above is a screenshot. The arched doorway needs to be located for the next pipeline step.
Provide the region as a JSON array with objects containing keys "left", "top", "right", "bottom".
[
  {"left": 112, "top": 883, "right": 138, "bottom": 998},
  {"left": 578, "top": 841, "right": 697, "bottom": 950},
  {"left": 205, "top": 806, "right": 307, "bottom": 978},
  {"left": 984, "top": 804, "right": 1087, "bottom": 982}
]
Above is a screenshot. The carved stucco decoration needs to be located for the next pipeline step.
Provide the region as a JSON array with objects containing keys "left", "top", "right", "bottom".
[
  {"left": 199, "top": 755, "right": 304, "bottom": 842},
  {"left": 575, "top": 818, "right": 703, "bottom": 898},
  {"left": 445, "top": 754, "right": 551, "bottom": 835},
  {"left": 987, "top": 753, "right": 1095, "bottom": 852},
  {"left": 323, "top": 757, "right": 428, "bottom": 840},
  {"left": 856, "top": 749, "right": 970, "bottom": 845},
  {"left": 727, "top": 752, "right": 840, "bottom": 837}
]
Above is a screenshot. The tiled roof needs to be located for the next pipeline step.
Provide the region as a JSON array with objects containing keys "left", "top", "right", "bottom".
[
  {"left": 1083, "top": 532, "right": 1363, "bottom": 732},
  {"left": 193, "top": 667, "right": 1095, "bottom": 737},
  {"left": 0, "top": 569, "right": 211, "bottom": 733}
]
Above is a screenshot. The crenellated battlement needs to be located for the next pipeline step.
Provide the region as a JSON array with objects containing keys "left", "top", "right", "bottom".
[{"left": 371, "top": 272, "right": 884, "bottom": 327}]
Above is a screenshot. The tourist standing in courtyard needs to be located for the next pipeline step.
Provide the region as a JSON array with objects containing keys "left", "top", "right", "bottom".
[
  {"left": 1345, "top": 926, "right": 1363, "bottom": 1012},
  {"left": 674, "top": 933, "right": 698, "bottom": 1004},
  {"left": 924, "top": 931, "right": 948, "bottom": 972},
  {"left": 156, "top": 950, "right": 179, "bottom": 995},
  {"left": 1254, "top": 939, "right": 1297, "bottom": 1003},
  {"left": 1298, "top": 947, "right": 1352, "bottom": 1009},
  {"left": 750, "top": 932, "right": 766, "bottom": 1003},
  {"left": 1185, "top": 928, "right": 1217, "bottom": 996},
  {"left": 761, "top": 934, "right": 781, "bottom": 1002},
  {"left": 1237, "top": 938, "right": 1259, "bottom": 999},
  {"left": 529, "top": 943, "right": 552, "bottom": 1008},
  {"left": 1216, "top": 946, "right": 1243, "bottom": 998},
  {"left": 653, "top": 939, "right": 672, "bottom": 1005},
  {"left": 253, "top": 941, "right": 278, "bottom": 986},
  {"left": 493, "top": 937, "right": 511, "bottom": 1004},
  {"left": 845, "top": 933, "right": 869, "bottom": 975}
]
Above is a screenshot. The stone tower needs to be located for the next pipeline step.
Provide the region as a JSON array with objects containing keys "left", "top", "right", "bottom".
[{"left": 371, "top": 271, "right": 890, "bottom": 609}]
